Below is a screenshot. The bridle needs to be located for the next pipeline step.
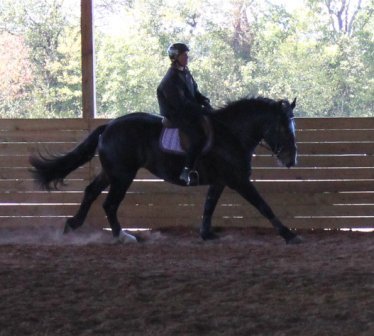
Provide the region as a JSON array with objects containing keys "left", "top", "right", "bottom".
[{"left": 260, "top": 114, "right": 295, "bottom": 157}]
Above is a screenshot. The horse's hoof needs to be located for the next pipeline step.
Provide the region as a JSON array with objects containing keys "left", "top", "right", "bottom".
[
  {"left": 201, "top": 231, "right": 219, "bottom": 241},
  {"left": 116, "top": 231, "right": 138, "bottom": 244},
  {"left": 63, "top": 223, "right": 73, "bottom": 235},
  {"left": 287, "top": 235, "right": 303, "bottom": 245}
]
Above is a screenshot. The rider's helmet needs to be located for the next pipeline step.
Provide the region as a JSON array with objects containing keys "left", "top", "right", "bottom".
[{"left": 167, "top": 43, "right": 189, "bottom": 61}]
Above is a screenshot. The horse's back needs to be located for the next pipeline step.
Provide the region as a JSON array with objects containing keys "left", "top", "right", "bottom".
[
  {"left": 99, "top": 112, "right": 163, "bottom": 167},
  {"left": 103, "top": 112, "right": 162, "bottom": 139},
  {"left": 108, "top": 112, "right": 162, "bottom": 128}
]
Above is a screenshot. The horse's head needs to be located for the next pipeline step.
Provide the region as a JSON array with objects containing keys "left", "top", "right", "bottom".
[{"left": 263, "top": 98, "right": 297, "bottom": 168}]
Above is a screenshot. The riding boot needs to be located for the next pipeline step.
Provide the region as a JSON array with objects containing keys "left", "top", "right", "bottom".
[
  {"left": 178, "top": 119, "right": 204, "bottom": 186},
  {"left": 180, "top": 167, "right": 199, "bottom": 186}
]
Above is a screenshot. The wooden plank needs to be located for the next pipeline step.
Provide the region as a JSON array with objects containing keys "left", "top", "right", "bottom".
[
  {"left": 2, "top": 191, "right": 374, "bottom": 212},
  {"left": 125, "top": 166, "right": 374, "bottom": 181},
  {"left": 0, "top": 142, "right": 81, "bottom": 155},
  {"left": 286, "top": 155, "right": 374, "bottom": 168},
  {"left": 296, "top": 129, "right": 374, "bottom": 142},
  {"left": 2, "top": 117, "right": 374, "bottom": 132},
  {"left": 123, "top": 179, "right": 374, "bottom": 193},
  {"left": 219, "top": 191, "right": 374, "bottom": 206},
  {"left": 3, "top": 197, "right": 374, "bottom": 220},
  {"left": 0, "top": 167, "right": 88, "bottom": 179},
  {"left": 3, "top": 177, "right": 374, "bottom": 193},
  {"left": 17, "top": 141, "right": 359, "bottom": 157},
  {"left": 76, "top": 203, "right": 374, "bottom": 217},
  {"left": 0, "top": 192, "right": 85, "bottom": 203},
  {"left": 90, "top": 157, "right": 374, "bottom": 177},
  {"left": 255, "top": 142, "right": 374, "bottom": 155},
  {"left": 0, "top": 179, "right": 90, "bottom": 192},
  {"left": 252, "top": 154, "right": 374, "bottom": 168},
  {"left": 2, "top": 190, "right": 374, "bottom": 208},
  {"left": 0, "top": 217, "right": 67, "bottom": 228},
  {"left": 127, "top": 157, "right": 374, "bottom": 172},
  {"left": 0, "top": 130, "right": 88, "bottom": 142},
  {"left": 6, "top": 116, "right": 374, "bottom": 131},
  {"left": 296, "top": 118, "right": 374, "bottom": 129},
  {"left": 0, "top": 156, "right": 30, "bottom": 168},
  {"left": 250, "top": 167, "right": 374, "bottom": 180},
  {"left": 0, "top": 205, "right": 81, "bottom": 216},
  {"left": 253, "top": 180, "right": 374, "bottom": 193},
  {"left": 0, "top": 119, "right": 89, "bottom": 131}
]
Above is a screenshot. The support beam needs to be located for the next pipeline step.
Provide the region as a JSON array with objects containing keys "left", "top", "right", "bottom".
[{"left": 81, "top": 0, "right": 96, "bottom": 119}]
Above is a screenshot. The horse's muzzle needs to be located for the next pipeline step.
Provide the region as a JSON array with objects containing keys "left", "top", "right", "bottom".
[
  {"left": 286, "top": 156, "right": 297, "bottom": 168},
  {"left": 279, "top": 146, "right": 297, "bottom": 168}
]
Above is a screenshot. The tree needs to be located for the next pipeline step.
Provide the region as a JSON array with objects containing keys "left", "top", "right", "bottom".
[
  {"left": 1, "top": 0, "right": 373, "bottom": 118},
  {"left": 0, "top": 32, "right": 34, "bottom": 118},
  {"left": 0, "top": 0, "right": 81, "bottom": 118},
  {"left": 299, "top": 0, "right": 374, "bottom": 115}
]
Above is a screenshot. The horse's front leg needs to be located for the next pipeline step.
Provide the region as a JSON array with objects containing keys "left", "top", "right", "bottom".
[
  {"left": 201, "top": 184, "right": 225, "bottom": 240},
  {"left": 235, "top": 181, "right": 302, "bottom": 244}
]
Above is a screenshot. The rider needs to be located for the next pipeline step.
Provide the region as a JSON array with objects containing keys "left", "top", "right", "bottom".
[{"left": 157, "top": 42, "right": 213, "bottom": 186}]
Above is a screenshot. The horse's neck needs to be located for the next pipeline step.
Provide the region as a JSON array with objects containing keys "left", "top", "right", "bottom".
[{"left": 212, "top": 109, "right": 265, "bottom": 151}]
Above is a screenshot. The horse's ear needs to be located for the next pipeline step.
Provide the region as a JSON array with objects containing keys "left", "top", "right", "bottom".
[{"left": 291, "top": 98, "right": 297, "bottom": 109}]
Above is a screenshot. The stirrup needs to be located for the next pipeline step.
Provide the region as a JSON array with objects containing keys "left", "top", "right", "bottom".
[
  {"left": 179, "top": 168, "right": 199, "bottom": 186},
  {"left": 187, "top": 170, "right": 199, "bottom": 186}
]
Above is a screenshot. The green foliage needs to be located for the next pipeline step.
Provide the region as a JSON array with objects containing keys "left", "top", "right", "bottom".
[
  {"left": 95, "top": 32, "right": 164, "bottom": 116},
  {"left": 0, "top": 0, "right": 373, "bottom": 118},
  {"left": 0, "top": 0, "right": 81, "bottom": 118}
]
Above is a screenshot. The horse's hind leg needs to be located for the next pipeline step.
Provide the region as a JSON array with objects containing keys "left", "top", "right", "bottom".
[
  {"left": 103, "top": 172, "right": 137, "bottom": 244},
  {"left": 64, "top": 172, "right": 109, "bottom": 233},
  {"left": 201, "top": 184, "right": 225, "bottom": 240}
]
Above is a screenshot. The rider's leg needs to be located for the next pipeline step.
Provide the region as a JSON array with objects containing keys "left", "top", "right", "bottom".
[{"left": 179, "top": 124, "right": 205, "bottom": 186}]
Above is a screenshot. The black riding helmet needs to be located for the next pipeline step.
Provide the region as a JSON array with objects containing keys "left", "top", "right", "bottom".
[{"left": 167, "top": 43, "right": 189, "bottom": 61}]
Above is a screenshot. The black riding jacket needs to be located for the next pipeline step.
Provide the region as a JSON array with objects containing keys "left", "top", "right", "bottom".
[{"left": 157, "top": 65, "right": 211, "bottom": 126}]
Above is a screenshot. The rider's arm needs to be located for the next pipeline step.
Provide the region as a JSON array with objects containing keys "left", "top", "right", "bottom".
[
  {"left": 191, "top": 76, "right": 213, "bottom": 111},
  {"left": 162, "top": 77, "right": 206, "bottom": 118}
]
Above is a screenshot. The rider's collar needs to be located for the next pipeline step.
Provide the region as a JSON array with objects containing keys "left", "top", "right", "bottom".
[{"left": 173, "top": 63, "right": 187, "bottom": 72}]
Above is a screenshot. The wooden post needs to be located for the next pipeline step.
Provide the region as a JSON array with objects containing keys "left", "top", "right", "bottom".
[
  {"left": 81, "top": 0, "right": 96, "bottom": 180},
  {"left": 81, "top": 0, "right": 96, "bottom": 119}
]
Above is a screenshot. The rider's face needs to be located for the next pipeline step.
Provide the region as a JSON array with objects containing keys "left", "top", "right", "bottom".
[{"left": 177, "top": 52, "right": 189, "bottom": 67}]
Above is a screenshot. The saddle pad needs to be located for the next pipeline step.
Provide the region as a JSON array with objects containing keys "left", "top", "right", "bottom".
[
  {"left": 160, "top": 127, "right": 213, "bottom": 155},
  {"left": 160, "top": 128, "right": 184, "bottom": 154}
]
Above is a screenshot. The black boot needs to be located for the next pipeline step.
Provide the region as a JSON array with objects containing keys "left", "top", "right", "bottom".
[{"left": 179, "top": 167, "right": 199, "bottom": 186}]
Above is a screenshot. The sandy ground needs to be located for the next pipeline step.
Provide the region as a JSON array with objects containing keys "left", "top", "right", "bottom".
[{"left": 0, "top": 225, "right": 373, "bottom": 336}]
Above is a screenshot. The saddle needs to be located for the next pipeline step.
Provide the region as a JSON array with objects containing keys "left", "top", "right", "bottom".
[{"left": 160, "top": 116, "right": 214, "bottom": 155}]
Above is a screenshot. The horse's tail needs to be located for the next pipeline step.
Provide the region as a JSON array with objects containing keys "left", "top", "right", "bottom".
[{"left": 29, "top": 124, "right": 107, "bottom": 190}]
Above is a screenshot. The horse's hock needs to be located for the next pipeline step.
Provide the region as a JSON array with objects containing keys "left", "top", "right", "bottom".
[{"left": 1, "top": 117, "right": 374, "bottom": 231}]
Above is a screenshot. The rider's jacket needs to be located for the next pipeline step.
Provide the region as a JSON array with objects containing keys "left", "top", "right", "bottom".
[{"left": 157, "top": 64, "right": 211, "bottom": 126}]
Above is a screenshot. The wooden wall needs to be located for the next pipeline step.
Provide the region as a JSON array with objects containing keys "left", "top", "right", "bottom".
[{"left": 1, "top": 118, "right": 374, "bottom": 231}]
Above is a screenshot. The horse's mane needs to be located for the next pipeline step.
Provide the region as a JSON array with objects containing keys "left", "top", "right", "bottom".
[{"left": 217, "top": 96, "right": 281, "bottom": 114}]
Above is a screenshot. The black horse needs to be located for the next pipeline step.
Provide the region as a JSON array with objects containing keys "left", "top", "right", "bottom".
[{"left": 29, "top": 96, "right": 301, "bottom": 244}]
